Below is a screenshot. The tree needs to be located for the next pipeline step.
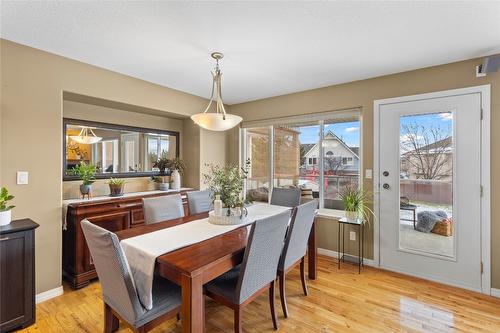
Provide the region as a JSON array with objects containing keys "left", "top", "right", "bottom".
[
  {"left": 400, "top": 123, "right": 452, "bottom": 180},
  {"left": 323, "top": 155, "right": 346, "bottom": 175}
]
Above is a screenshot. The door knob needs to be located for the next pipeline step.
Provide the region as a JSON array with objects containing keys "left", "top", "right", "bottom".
[
  {"left": 383, "top": 183, "right": 390, "bottom": 189},
  {"left": 383, "top": 171, "right": 389, "bottom": 177}
]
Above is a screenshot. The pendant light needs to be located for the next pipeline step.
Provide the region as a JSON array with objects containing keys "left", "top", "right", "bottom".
[
  {"left": 191, "top": 52, "right": 242, "bottom": 131},
  {"left": 69, "top": 126, "right": 102, "bottom": 144}
]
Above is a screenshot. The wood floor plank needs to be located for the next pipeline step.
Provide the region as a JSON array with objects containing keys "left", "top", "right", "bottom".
[{"left": 17, "top": 255, "right": 500, "bottom": 333}]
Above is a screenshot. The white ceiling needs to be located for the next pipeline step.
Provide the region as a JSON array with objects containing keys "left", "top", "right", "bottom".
[{"left": 1, "top": 1, "right": 499, "bottom": 104}]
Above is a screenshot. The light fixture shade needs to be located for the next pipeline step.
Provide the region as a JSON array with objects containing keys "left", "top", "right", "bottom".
[
  {"left": 69, "top": 135, "right": 102, "bottom": 144},
  {"left": 191, "top": 113, "right": 242, "bottom": 132}
]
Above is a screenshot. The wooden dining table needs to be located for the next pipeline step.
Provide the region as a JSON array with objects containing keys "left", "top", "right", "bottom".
[{"left": 116, "top": 211, "right": 318, "bottom": 333}]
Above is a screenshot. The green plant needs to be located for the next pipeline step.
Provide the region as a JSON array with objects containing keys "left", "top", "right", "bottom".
[
  {"left": 203, "top": 159, "right": 251, "bottom": 209},
  {"left": 71, "top": 161, "right": 96, "bottom": 185},
  {"left": 0, "top": 187, "right": 15, "bottom": 212},
  {"left": 169, "top": 157, "right": 186, "bottom": 175},
  {"left": 151, "top": 176, "right": 165, "bottom": 183},
  {"left": 153, "top": 156, "right": 170, "bottom": 175},
  {"left": 339, "top": 183, "right": 375, "bottom": 224},
  {"left": 107, "top": 178, "right": 125, "bottom": 186}
]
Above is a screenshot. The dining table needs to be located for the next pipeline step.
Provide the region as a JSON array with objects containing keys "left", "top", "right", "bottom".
[{"left": 116, "top": 209, "right": 318, "bottom": 333}]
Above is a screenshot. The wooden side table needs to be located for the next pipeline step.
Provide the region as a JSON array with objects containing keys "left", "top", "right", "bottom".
[{"left": 338, "top": 217, "right": 364, "bottom": 274}]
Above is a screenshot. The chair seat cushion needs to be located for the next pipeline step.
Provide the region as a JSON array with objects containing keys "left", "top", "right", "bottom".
[
  {"left": 204, "top": 265, "right": 241, "bottom": 304},
  {"left": 134, "top": 276, "right": 181, "bottom": 328}
]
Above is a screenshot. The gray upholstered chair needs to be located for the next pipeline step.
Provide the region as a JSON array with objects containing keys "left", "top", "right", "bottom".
[
  {"left": 204, "top": 211, "right": 291, "bottom": 333},
  {"left": 80, "top": 220, "right": 181, "bottom": 333},
  {"left": 277, "top": 200, "right": 317, "bottom": 318},
  {"left": 186, "top": 190, "right": 213, "bottom": 214},
  {"left": 142, "top": 194, "right": 184, "bottom": 224},
  {"left": 270, "top": 187, "right": 301, "bottom": 207}
]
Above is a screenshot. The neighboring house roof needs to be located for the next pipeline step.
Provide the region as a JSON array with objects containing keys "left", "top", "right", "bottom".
[
  {"left": 403, "top": 137, "right": 452, "bottom": 156},
  {"left": 301, "top": 143, "right": 315, "bottom": 156},
  {"left": 301, "top": 130, "right": 359, "bottom": 159}
]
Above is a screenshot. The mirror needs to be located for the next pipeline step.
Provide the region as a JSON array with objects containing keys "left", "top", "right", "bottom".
[{"left": 63, "top": 118, "right": 179, "bottom": 179}]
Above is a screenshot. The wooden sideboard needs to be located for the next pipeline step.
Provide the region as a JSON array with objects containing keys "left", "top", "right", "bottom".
[
  {"left": 1, "top": 219, "right": 39, "bottom": 332},
  {"left": 62, "top": 189, "right": 192, "bottom": 289}
]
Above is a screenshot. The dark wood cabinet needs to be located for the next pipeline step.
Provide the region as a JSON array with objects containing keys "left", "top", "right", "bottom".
[
  {"left": 0, "top": 219, "right": 39, "bottom": 332},
  {"left": 62, "top": 190, "right": 191, "bottom": 289}
]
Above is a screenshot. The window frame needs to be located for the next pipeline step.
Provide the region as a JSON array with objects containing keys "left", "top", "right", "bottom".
[{"left": 240, "top": 110, "right": 363, "bottom": 210}]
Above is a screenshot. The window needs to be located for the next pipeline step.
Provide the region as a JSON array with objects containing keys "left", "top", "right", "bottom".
[
  {"left": 242, "top": 111, "right": 361, "bottom": 210},
  {"left": 145, "top": 135, "right": 175, "bottom": 171}
]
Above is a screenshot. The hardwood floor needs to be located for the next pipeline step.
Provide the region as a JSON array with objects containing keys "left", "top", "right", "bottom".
[{"left": 19, "top": 255, "right": 500, "bottom": 333}]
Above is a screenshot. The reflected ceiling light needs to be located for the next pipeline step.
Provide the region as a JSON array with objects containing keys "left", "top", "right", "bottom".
[
  {"left": 69, "top": 126, "right": 102, "bottom": 144},
  {"left": 191, "top": 52, "right": 242, "bottom": 131}
]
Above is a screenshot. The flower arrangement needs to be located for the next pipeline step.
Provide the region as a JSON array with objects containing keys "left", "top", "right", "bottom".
[{"left": 203, "top": 159, "right": 251, "bottom": 209}]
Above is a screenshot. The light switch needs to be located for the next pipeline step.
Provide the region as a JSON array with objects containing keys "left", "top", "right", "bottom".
[
  {"left": 350, "top": 231, "right": 356, "bottom": 241},
  {"left": 17, "top": 171, "right": 29, "bottom": 185},
  {"left": 365, "top": 169, "right": 373, "bottom": 179}
]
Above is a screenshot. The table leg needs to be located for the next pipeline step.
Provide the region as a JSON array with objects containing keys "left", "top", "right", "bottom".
[
  {"left": 413, "top": 209, "right": 416, "bottom": 230},
  {"left": 338, "top": 221, "right": 340, "bottom": 269},
  {"left": 361, "top": 223, "right": 364, "bottom": 268},
  {"left": 342, "top": 224, "right": 345, "bottom": 262},
  {"left": 181, "top": 273, "right": 204, "bottom": 333},
  {"left": 358, "top": 224, "right": 361, "bottom": 274},
  {"left": 307, "top": 217, "right": 317, "bottom": 280}
]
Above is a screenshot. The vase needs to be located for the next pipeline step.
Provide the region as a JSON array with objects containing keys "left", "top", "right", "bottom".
[
  {"left": 109, "top": 184, "right": 124, "bottom": 197},
  {"left": 0, "top": 209, "right": 12, "bottom": 226},
  {"left": 171, "top": 170, "right": 181, "bottom": 190},
  {"left": 159, "top": 183, "right": 170, "bottom": 191},
  {"left": 344, "top": 210, "right": 358, "bottom": 222},
  {"left": 80, "top": 184, "right": 92, "bottom": 198}
]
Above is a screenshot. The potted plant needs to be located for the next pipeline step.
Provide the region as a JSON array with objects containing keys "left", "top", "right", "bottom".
[
  {"left": 151, "top": 175, "right": 170, "bottom": 191},
  {"left": 168, "top": 157, "right": 186, "bottom": 190},
  {"left": 71, "top": 161, "right": 96, "bottom": 198},
  {"left": 0, "top": 187, "right": 15, "bottom": 226},
  {"left": 107, "top": 178, "right": 125, "bottom": 197},
  {"left": 203, "top": 160, "right": 251, "bottom": 221},
  {"left": 339, "top": 183, "right": 375, "bottom": 223}
]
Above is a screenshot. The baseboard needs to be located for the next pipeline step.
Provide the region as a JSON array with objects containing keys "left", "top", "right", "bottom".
[
  {"left": 36, "top": 286, "right": 64, "bottom": 304},
  {"left": 491, "top": 288, "right": 500, "bottom": 298},
  {"left": 318, "top": 247, "right": 376, "bottom": 267}
]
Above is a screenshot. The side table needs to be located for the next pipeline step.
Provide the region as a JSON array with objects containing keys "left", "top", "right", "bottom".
[{"left": 338, "top": 217, "right": 364, "bottom": 274}]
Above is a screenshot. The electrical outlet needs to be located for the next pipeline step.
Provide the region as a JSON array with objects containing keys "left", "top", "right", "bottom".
[
  {"left": 17, "top": 171, "right": 29, "bottom": 185},
  {"left": 350, "top": 231, "right": 356, "bottom": 241},
  {"left": 365, "top": 169, "right": 372, "bottom": 179}
]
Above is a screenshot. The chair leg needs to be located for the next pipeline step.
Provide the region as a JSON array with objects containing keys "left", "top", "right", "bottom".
[
  {"left": 104, "top": 303, "right": 119, "bottom": 333},
  {"left": 300, "top": 257, "right": 309, "bottom": 296},
  {"left": 269, "top": 280, "right": 279, "bottom": 330},
  {"left": 176, "top": 312, "right": 181, "bottom": 321},
  {"left": 234, "top": 307, "right": 242, "bottom": 333},
  {"left": 278, "top": 270, "right": 289, "bottom": 318}
]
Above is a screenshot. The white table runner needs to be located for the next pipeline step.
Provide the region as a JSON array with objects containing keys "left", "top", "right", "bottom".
[{"left": 120, "top": 203, "right": 290, "bottom": 310}]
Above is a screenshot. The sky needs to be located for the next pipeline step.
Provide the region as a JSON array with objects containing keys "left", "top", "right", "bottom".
[
  {"left": 298, "top": 121, "right": 360, "bottom": 146},
  {"left": 298, "top": 112, "right": 452, "bottom": 147}
]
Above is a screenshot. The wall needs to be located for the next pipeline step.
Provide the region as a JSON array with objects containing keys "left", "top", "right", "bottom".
[
  {"left": 229, "top": 57, "right": 500, "bottom": 288},
  {"left": 0, "top": 39, "right": 211, "bottom": 294},
  {"left": 62, "top": 100, "right": 184, "bottom": 199}
]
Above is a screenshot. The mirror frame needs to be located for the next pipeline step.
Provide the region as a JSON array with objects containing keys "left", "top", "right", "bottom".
[{"left": 63, "top": 118, "right": 180, "bottom": 181}]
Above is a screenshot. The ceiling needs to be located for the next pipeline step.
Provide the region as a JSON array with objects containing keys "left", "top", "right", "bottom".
[{"left": 1, "top": 1, "right": 499, "bottom": 104}]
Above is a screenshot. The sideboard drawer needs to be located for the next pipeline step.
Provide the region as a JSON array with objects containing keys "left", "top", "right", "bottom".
[{"left": 131, "top": 209, "right": 145, "bottom": 226}]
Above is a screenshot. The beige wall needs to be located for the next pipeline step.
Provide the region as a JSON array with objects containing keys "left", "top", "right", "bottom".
[
  {"left": 229, "top": 57, "right": 500, "bottom": 288},
  {"left": 0, "top": 39, "right": 209, "bottom": 294},
  {"left": 62, "top": 100, "right": 185, "bottom": 199}
]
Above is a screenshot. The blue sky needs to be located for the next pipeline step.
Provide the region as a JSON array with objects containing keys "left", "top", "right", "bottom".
[
  {"left": 400, "top": 112, "right": 452, "bottom": 139},
  {"left": 298, "top": 121, "right": 360, "bottom": 146}
]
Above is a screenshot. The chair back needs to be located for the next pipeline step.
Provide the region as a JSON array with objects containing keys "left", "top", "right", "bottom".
[
  {"left": 236, "top": 211, "right": 290, "bottom": 303},
  {"left": 279, "top": 200, "right": 318, "bottom": 271},
  {"left": 270, "top": 187, "right": 301, "bottom": 207},
  {"left": 187, "top": 190, "right": 213, "bottom": 214},
  {"left": 81, "top": 220, "right": 144, "bottom": 324},
  {"left": 142, "top": 194, "right": 184, "bottom": 224}
]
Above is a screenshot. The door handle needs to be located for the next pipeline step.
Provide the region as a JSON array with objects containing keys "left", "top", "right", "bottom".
[{"left": 383, "top": 183, "right": 390, "bottom": 189}]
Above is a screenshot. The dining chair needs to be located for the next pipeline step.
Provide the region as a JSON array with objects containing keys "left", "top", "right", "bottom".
[
  {"left": 186, "top": 190, "right": 213, "bottom": 214},
  {"left": 270, "top": 187, "right": 301, "bottom": 207},
  {"left": 142, "top": 194, "right": 184, "bottom": 224},
  {"left": 204, "top": 211, "right": 291, "bottom": 333},
  {"left": 80, "top": 220, "right": 181, "bottom": 333},
  {"left": 277, "top": 200, "right": 317, "bottom": 318}
]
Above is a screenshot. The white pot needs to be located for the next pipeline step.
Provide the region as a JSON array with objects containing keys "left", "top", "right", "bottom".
[
  {"left": 159, "top": 183, "right": 170, "bottom": 191},
  {"left": 0, "top": 210, "right": 12, "bottom": 226},
  {"left": 171, "top": 170, "right": 181, "bottom": 190},
  {"left": 344, "top": 210, "right": 358, "bottom": 222}
]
